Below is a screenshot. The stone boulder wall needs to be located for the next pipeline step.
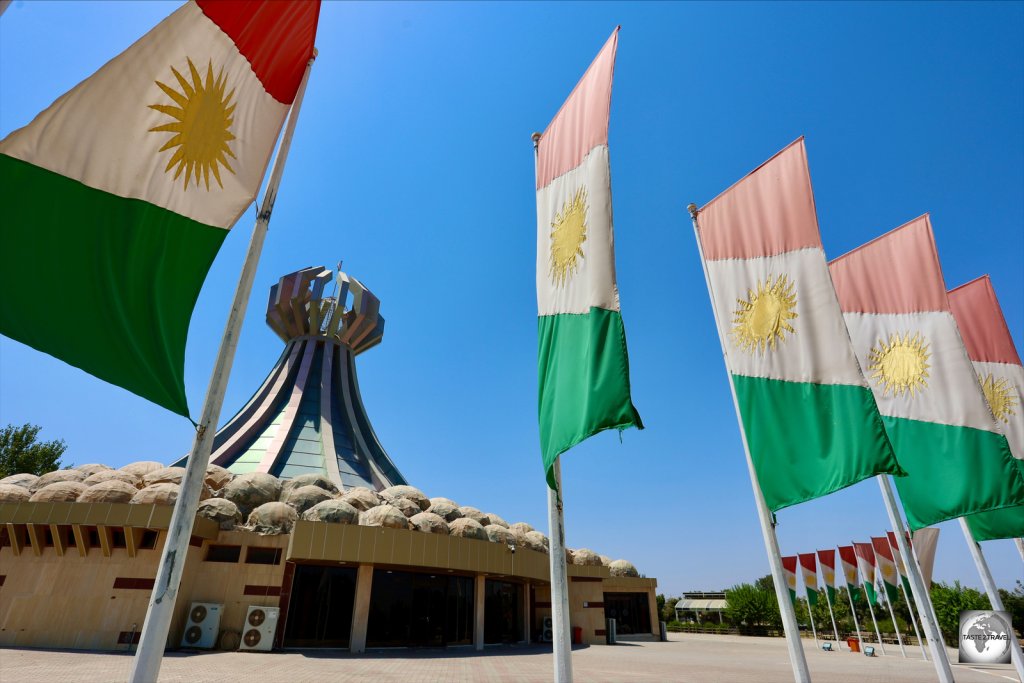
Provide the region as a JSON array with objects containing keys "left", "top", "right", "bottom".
[
  {"left": 458, "top": 506, "right": 490, "bottom": 526},
  {"left": 448, "top": 517, "right": 487, "bottom": 541},
  {"left": 609, "top": 559, "right": 639, "bottom": 578},
  {"left": 0, "top": 483, "right": 31, "bottom": 502},
  {"left": 522, "top": 531, "right": 549, "bottom": 554},
  {"left": 79, "top": 480, "right": 138, "bottom": 504},
  {"left": 283, "top": 485, "right": 333, "bottom": 516},
  {"left": 29, "top": 481, "right": 87, "bottom": 502},
  {"left": 426, "top": 500, "right": 462, "bottom": 522},
  {"left": 0, "top": 473, "right": 38, "bottom": 489},
  {"left": 281, "top": 473, "right": 338, "bottom": 498},
  {"left": 509, "top": 522, "right": 534, "bottom": 536},
  {"left": 566, "top": 548, "right": 575, "bottom": 564},
  {"left": 143, "top": 467, "right": 186, "bottom": 487},
  {"left": 204, "top": 465, "right": 233, "bottom": 492},
  {"left": 389, "top": 497, "right": 421, "bottom": 518},
  {"left": 74, "top": 464, "right": 112, "bottom": 476},
  {"left": 197, "top": 498, "right": 243, "bottom": 530},
  {"left": 120, "top": 461, "right": 165, "bottom": 478},
  {"left": 409, "top": 511, "right": 449, "bottom": 535},
  {"left": 571, "top": 548, "right": 603, "bottom": 567},
  {"left": 31, "top": 469, "right": 87, "bottom": 491},
  {"left": 221, "top": 472, "right": 282, "bottom": 519},
  {"left": 486, "top": 513, "right": 509, "bottom": 529},
  {"left": 339, "top": 487, "right": 380, "bottom": 512},
  {"left": 600, "top": 555, "right": 612, "bottom": 567},
  {"left": 483, "top": 524, "right": 513, "bottom": 545},
  {"left": 82, "top": 469, "right": 142, "bottom": 488},
  {"left": 380, "top": 485, "right": 430, "bottom": 512},
  {"left": 247, "top": 502, "right": 298, "bottom": 535},
  {"left": 131, "top": 482, "right": 211, "bottom": 506},
  {"left": 302, "top": 499, "right": 359, "bottom": 525},
  {"left": 360, "top": 504, "right": 410, "bottom": 530}
]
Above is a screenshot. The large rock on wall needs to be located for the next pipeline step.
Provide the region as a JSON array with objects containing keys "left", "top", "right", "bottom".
[
  {"left": 486, "top": 513, "right": 509, "bottom": 529},
  {"left": 143, "top": 467, "right": 186, "bottom": 487},
  {"left": 609, "top": 559, "right": 639, "bottom": 577},
  {"left": 221, "top": 473, "right": 282, "bottom": 518},
  {"left": 389, "top": 496, "right": 421, "bottom": 518},
  {"left": 509, "top": 522, "right": 534, "bottom": 536},
  {"left": 0, "top": 483, "right": 31, "bottom": 502},
  {"left": 197, "top": 498, "right": 243, "bottom": 529},
  {"left": 426, "top": 500, "right": 462, "bottom": 522},
  {"left": 120, "top": 461, "right": 165, "bottom": 478},
  {"left": 380, "top": 485, "right": 430, "bottom": 512},
  {"left": 83, "top": 469, "right": 142, "bottom": 488},
  {"left": 448, "top": 517, "right": 487, "bottom": 541},
  {"left": 571, "top": 548, "right": 603, "bottom": 567},
  {"left": 281, "top": 473, "right": 338, "bottom": 498},
  {"left": 247, "top": 502, "right": 298, "bottom": 535},
  {"left": 360, "top": 504, "right": 410, "bottom": 529},
  {"left": 283, "top": 485, "right": 333, "bottom": 515},
  {"left": 522, "top": 531, "right": 549, "bottom": 553},
  {"left": 339, "top": 487, "right": 380, "bottom": 512},
  {"left": 0, "top": 473, "right": 38, "bottom": 489},
  {"left": 204, "top": 465, "right": 234, "bottom": 492},
  {"left": 483, "top": 524, "right": 513, "bottom": 545},
  {"left": 74, "top": 464, "right": 111, "bottom": 476},
  {"left": 302, "top": 499, "right": 359, "bottom": 525},
  {"left": 31, "top": 469, "right": 86, "bottom": 491},
  {"left": 132, "top": 483, "right": 182, "bottom": 506},
  {"left": 409, "top": 511, "right": 449, "bottom": 535},
  {"left": 458, "top": 506, "right": 490, "bottom": 526},
  {"left": 29, "top": 481, "right": 87, "bottom": 502},
  {"left": 79, "top": 480, "right": 138, "bottom": 504}
]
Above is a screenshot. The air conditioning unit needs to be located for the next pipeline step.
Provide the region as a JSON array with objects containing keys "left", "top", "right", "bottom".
[
  {"left": 541, "top": 616, "right": 553, "bottom": 643},
  {"left": 239, "top": 605, "right": 279, "bottom": 652},
  {"left": 180, "top": 602, "right": 222, "bottom": 649}
]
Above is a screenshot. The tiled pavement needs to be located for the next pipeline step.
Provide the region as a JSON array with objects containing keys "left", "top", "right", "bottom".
[{"left": 0, "top": 633, "right": 1017, "bottom": 682}]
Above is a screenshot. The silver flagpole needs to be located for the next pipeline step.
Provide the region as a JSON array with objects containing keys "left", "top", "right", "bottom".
[
  {"left": 958, "top": 518, "right": 1024, "bottom": 681},
  {"left": 1015, "top": 538, "right": 1024, "bottom": 563},
  {"left": 688, "top": 203, "right": 811, "bottom": 683},
  {"left": 877, "top": 476, "right": 954, "bottom": 680},
  {"left": 535, "top": 132, "right": 573, "bottom": 683},
  {"left": 844, "top": 568, "right": 863, "bottom": 650},
  {"left": 898, "top": 567, "right": 928, "bottom": 660},
  {"left": 879, "top": 571, "right": 907, "bottom": 657},
  {"left": 129, "top": 52, "right": 316, "bottom": 683},
  {"left": 856, "top": 544, "right": 886, "bottom": 656},
  {"left": 822, "top": 583, "right": 841, "bottom": 649},
  {"left": 807, "top": 591, "right": 819, "bottom": 650}
]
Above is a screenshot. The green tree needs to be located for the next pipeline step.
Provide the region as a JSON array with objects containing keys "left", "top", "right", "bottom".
[
  {"left": 662, "top": 596, "right": 680, "bottom": 623},
  {"left": 0, "top": 423, "right": 68, "bottom": 479},
  {"left": 930, "top": 581, "right": 991, "bottom": 645},
  {"left": 755, "top": 574, "right": 775, "bottom": 593},
  {"left": 725, "top": 583, "right": 781, "bottom": 629},
  {"left": 998, "top": 580, "right": 1024, "bottom": 636}
]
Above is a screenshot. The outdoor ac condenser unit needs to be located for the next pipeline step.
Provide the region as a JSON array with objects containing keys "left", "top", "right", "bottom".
[
  {"left": 239, "top": 606, "right": 279, "bottom": 652},
  {"left": 541, "top": 616, "right": 553, "bottom": 643},
  {"left": 180, "top": 602, "right": 222, "bottom": 649}
]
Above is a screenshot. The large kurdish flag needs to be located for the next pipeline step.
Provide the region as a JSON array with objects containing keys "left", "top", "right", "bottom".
[
  {"left": 0, "top": 1, "right": 320, "bottom": 417},
  {"left": 536, "top": 28, "right": 642, "bottom": 487},
  {"left": 694, "top": 138, "right": 903, "bottom": 511},
  {"left": 829, "top": 217, "right": 1024, "bottom": 530},
  {"left": 871, "top": 536, "right": 901, "bottom": 603},
  {"left": 949, "top": 276, "right": 1024, "bottom": 541},
  {"left": 853, "top": 542, "right": 879, "bottom": 605}
]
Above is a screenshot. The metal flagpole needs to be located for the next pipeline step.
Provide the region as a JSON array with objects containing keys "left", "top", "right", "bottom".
[
  {"left": 899, "top": 573, "right": 927, "bottom": 660},
  {"left": 857, "top": 548, "right": 886, "bottom": 656},
  {"left": 688, "top": 204, "right": 811, "bottom": 683},
  {"left": 879, "top": 573, "right": 906, "bottom": 657},
  {"left": 535, "top": 132, "right": 573, "bottom": 683},
  {"left": 807, "top": 593, "right": 819, "bottom": 650},
  {"left": 877, "top": 476, "right": 954, "bottom": 680},
  {"left": 822, "top": 585, "right": 841, "bottom": 649},
  {"left": 1015, "top": 538, "right": 1024, "bottom": 563},
  {"left": 958, "top": 518, "right": 1024, "bottom": 681},
  {"left": 129, "top": 53, "right": 316, "bottom": 683},
  {"left": 844, "top": 575, "right": 863, "bottom": 650}
]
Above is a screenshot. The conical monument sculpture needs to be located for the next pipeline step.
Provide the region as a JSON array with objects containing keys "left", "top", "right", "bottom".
[{"left": 175, "top": 265, "right": 406, "bottom": 491}]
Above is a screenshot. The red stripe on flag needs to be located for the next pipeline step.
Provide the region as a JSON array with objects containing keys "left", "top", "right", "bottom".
[
  {"left": 816, "top": 548, "right": 836, "bottom": 569},
  {"left": 838, "top": 545, "right": 858, "bottom": 568},
  {"left": 798, "top": 553, "right": 817, "bottom": 572},
  {"left": 196, "top": 0, "right": 320, "bottom": 105},
  {"left": 781, "top": 555, "right": 798, "bottom": 573},
  {"left": 949, "top": 275, "right": 1022, "bottom": 366},
  {"left": 854, "top": 542, "right": 876, "bottom": 567},
  {"left": 871, "top": 536, "right": 894, "bottom": 562}
]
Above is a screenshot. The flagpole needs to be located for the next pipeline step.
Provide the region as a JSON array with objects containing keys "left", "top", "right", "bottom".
[
  {"left": 877, "top": 476, "right": 955, "bottom": 680},
  {"left": 844, "top": 574, "right": 863, "bottom": 651},
  {"left": 857, "top": 547, "right": 886, "bottom": 656},
  {"left": 1015, "top": 538, "right": 1024, "bottom": 563},
  {"left": 822, "top": 583, "right": 841, "bottom": 649},
  {"left": 899, "top": 572, "right": 928, "bottom": 660},
  {"left": 958, "top": 518, "right": 1024, "bottom": 681},
  {"left": 536, "top": 132, "right": 573, "bottom": 683},
  {"left": 688, "top": 203, "right": 810, "bottom": 683},
  {"left": 807, "top": 593, "right": 819, "bottom": 650},
  {"left": 880, "top": 574, "right": 907, "bottom": 657},
  {"left": 129, "top": 53, "right": 316, "bottom": 683}
]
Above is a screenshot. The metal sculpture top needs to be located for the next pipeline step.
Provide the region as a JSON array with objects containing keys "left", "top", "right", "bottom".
[{"left": 175, "top": 265, "right": 406, "bottom": 491}]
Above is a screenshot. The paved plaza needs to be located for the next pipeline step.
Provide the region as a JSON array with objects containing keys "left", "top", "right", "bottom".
[{"left": 0, "top": 634, "right": 1019, "bottom": 683}]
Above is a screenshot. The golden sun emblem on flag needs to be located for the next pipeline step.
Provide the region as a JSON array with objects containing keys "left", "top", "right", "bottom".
[
  {"left": 549, "top": 186, "right": 588, "bottom": 287},
  {"left": 980, "top": 373, "right": 1018, "bottom": 423},
  {"left": 881, "top": 564, "right": 895, "bottom": 580},
  {"left": 731, "top": 274, "right": 798, "bottom": 353},
  {"left": 868, "top": 331, "right": 931, "bottom": 397},
  {"left": 149, "top": 57, "right": 237, "bottom": 191}
]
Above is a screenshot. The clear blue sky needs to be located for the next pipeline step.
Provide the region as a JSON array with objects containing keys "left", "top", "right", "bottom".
[{"left": 1, "top": 1, "right": 1022, "bottom": 595}]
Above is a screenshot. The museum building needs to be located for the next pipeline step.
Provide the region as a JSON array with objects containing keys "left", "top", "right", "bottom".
[{"left": 0, "top": 266, "right": 657, "bottom": 653}]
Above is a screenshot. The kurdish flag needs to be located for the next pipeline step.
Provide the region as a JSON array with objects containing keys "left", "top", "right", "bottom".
[
  {"left": 872, "top": 536, "right": 901, "bottom": 603},
  {"left": 838, "top": 545, "right": 861, "bottom": 604},
  {"left": 829, "top": 216, "right": 1024, "bottom": 529},
  {"left": 0, "top": 1, "right": 321, "bottom": 417},
  {"left": 781, "top": 555, "right": 799, "bottom": 604},
  {"left": 950, "top": 276, "right": 1024, "bottom": 541},
  {"left": 817, "top": 549, "right": 838, "bottom": 605},
  {"left": 854, "top": 542, "right": 879, "bottom": 605},
  {"left": 693, "top": 138, "right": 903, "bottom": 510},
  {"left": 886, "top": 531, "right": 913, "bottom": 596},
  {"left": 798, "top": 553, "right": 819, "bottom": 607},
  {"left": 536, "top": 28, "right": 642, "bottom": 487}
]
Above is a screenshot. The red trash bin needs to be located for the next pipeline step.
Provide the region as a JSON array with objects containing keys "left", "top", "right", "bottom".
[
  {"left": 846, "top": 637, "right": 861, "bottom": 653},
  {"left": 572, "top": 626, "right": 583, "bottom": 644}
]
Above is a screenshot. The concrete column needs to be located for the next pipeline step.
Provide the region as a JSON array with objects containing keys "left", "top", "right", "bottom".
[
  {"left": 349, "top": 564, "right": 374, "bottom": 654},
  {"left": 474, "top": 574, "right": 486, "bottom": 651},
  {"left": 522, "top": 582, "right": 532, "bottom": 643}
]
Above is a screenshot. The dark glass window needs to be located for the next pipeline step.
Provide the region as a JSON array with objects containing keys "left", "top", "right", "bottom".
[
  {"left": 367, "top": 570, "right": 474, "bottom": 647},
  {"left": 111, "top": 529, "right": 127, "bottom": 549},
  {"left": 484, "top": 580, "right": 524, "bottom": 644},
  {"left": 283, "top": 565, "right": 357, "bottom": 647},
  {"left": 42, "top": 527, "right": 54, "bottom": 547},
  {"left": 246, "top": 547, "right": 283, "bottom": 565},
  {"left": 603, "top": 592, "right": 652, "bottom": 636},
  {"left": 85, "top": 527, "right": 101, "bottom": 551},
  {"left": 139, "top": 530, "right": 158, "bottom": 550},
  {"left": 205, "top": 545, "right": 241, "bottom": 563}
]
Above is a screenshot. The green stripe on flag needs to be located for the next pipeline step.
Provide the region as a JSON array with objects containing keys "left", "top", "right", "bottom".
[
  {"left": 538, "top": 307, "right": 643, "bottom": 489},
  {"left": 964, "top": 500, "right": 1024, "bottom": 542},
  {"left": 826, "top": 585, "right": 836, "bottom": 605},
  {"left": 0, "top": 154, "right": 226, "bottom": 416},
  {"left": 731, "top": 375, "right": 904, "bottom": 511},
  {"left": 884, "top": 415, "right": 1024, "bottom": 530}
]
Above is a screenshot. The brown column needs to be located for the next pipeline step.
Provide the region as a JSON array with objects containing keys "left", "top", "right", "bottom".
[
  {"left": 474, "top": 574, "right": 486, "bottom": 651},
  {"left": 522, "top": 582, "right": 531, "bottom": 643},
  {"left": 349, "top": 564, "right": 374, "bottom": 654}
]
